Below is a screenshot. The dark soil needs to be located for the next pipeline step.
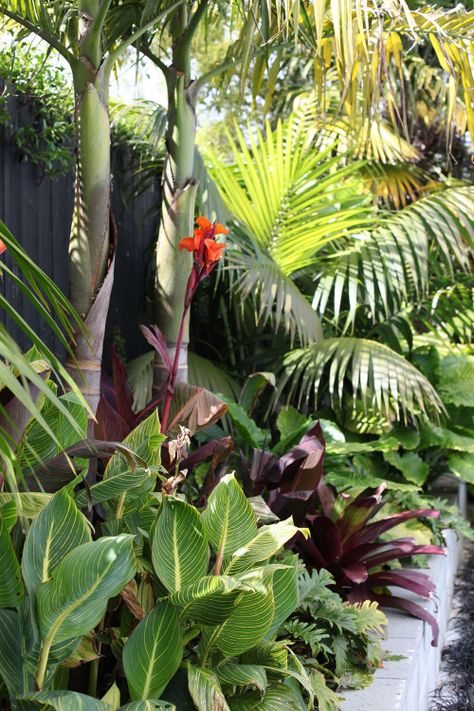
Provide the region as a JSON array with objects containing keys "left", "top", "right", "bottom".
[{"left": 430, "top": 543, "right": 474, "bottom": 711}]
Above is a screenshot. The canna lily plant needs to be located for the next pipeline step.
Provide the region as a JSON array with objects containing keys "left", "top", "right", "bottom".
[
  {"left": 0, "top": 404, "right": 320, "bottom": 709},
  {"left": 297, "top": 483, "right": 445, "bottom": 645},
  {"left": 141, "top": 215, "right": 228, "bottom": 433}
]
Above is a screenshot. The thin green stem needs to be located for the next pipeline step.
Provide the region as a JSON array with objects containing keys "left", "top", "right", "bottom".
[{"left": 36, "top": 634, "right": 54, "bottom": 690}]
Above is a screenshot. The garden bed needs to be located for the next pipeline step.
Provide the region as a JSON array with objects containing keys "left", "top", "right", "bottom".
[{"left": 340, "top": 484, "right": 466, "bottom": 711}]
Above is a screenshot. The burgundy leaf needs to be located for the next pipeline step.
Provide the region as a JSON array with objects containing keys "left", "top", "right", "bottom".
[
  {"left": 367, "top": 569, "right": 436, "bottom": 598},
  {"left": 140, "top": 324, "right": 172, "bottom": 373},
  {"left": 95, "top": 393, "right": 131, "bottom": 443},
  {"left": 339, "top": 561, "right": 369, "bottom": 584},
  {"left": 337, "top": 484, "right": 387, "bottom": 543},
  {"left": 111, "top": 346, "right": 135, "bottom": 425},
  {"left": 309, "top": 515, "right": 343, "bottom": 562},
  {"left": 368, "top": 593, "right": 440, "bottom": 647},
  {"left": 344, "top": 509, "right": 441, "bottom": 551}
]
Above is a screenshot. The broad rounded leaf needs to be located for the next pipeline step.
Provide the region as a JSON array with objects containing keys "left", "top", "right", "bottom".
[
  {"left": 224, "top": 518, "right": 308, "bottom": 575},
  {"left": 216, "top": 663, "right": 267, "bottom": 694},
  {"left": 152, "top": 497, "right": 208, "bottom": 593},
  {"left": 169, "top": 576, "right": 241, "bottom": 625},
  {"left": 119, "top": 703, "right": 176, "bottom": 711},
  {"left": 22, "top": 489, "right": 91, "bottom": 594},
  {"left": 201, "top": 473, "right": 257, "bottom": 562},
  {"left": 201, "top": 584, "right": 274, "bottom": 657},
  {"left": 16, "top": 691, "right": 108, "bottom": 710},
  {"left": 188, "top": 666, "right": 230, "bottom": 711},
  {"left": 37, "top": 535, "right": 136, "bottom": 644},
  {"left": 123, "top": 602, "right": 183, "bottom": 701}
]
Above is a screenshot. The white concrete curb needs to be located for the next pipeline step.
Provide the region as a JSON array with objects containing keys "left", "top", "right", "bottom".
[{"left": 340, "top": 491, "right": 465, "bottom": 711}]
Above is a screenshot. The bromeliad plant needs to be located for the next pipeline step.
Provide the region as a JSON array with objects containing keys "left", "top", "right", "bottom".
[{"left": 297, "top": 483, "right": 445, "bottom": 646}]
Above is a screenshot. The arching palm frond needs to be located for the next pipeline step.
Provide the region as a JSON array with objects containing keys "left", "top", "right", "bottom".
[
  {"left": 226, "top": 235, "right": 323, "bottom": 345},
  {"left": 313, "top": 186, "right": 474, "bottom": 330},
  {"left": 207, "top": 117, "right": 371, "bottom": 342},
  {"left": 280, "top": 337, "right": 444, "bottom": 424}
]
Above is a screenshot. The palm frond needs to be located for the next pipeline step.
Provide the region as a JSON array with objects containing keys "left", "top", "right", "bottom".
[
  {"left": 313, "top": 186, "right": 474, "bottom": 330},
  {"left": 226, "top": 234, "right": 323, "bottom": 345},
  {"left": 280, "top": 337, "right": 444, "bottom": 424},
  {"left": 207, "top": 117, "right": 371, "bottom": 342}
]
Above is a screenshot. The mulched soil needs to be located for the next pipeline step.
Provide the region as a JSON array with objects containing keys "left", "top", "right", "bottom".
[{"left": 430, "top": 542, "right": 474, "bottom": 711}]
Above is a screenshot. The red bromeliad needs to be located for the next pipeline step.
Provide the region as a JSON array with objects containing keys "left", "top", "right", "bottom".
[
  {"left": 154, "top": 217, "right": 227, "bottom": 432},
  {"left": 297, "top": 483, "right": 445, "bottom": 645}
]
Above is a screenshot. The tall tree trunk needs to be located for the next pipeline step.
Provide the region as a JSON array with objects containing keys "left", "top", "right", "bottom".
[
  {"left": 154, "top": 9, "right": 198, "bottom": 393},
  {"left": 65, "top": 1, "right": 114, "bottom": 420}
]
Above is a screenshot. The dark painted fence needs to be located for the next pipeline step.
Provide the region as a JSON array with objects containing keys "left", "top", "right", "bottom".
[{"left": 0, "top": 92, "right": 161, "bottom": 366}]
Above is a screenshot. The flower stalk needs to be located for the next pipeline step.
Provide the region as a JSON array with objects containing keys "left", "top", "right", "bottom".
[{"left": 159, "top": 216, "right": 227, "bottom": 433}]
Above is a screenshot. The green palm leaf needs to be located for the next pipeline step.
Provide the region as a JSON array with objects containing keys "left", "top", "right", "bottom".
[
  {"left": 207, "top": 118, "right": 369, "bottom": 343},
  {"left": 280, "top": 337, "right": 444, "bottom": 423},
  {"left": 313, "top": 186, "right": 474, "bottom": 329}
]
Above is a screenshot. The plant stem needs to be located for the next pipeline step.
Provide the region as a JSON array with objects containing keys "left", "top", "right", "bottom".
[
  {"left": 161, "top": 302, "right": 190, "bottom": 433},
  {"left": 36, "top": 635, "right": 54, "bottom": 690}
]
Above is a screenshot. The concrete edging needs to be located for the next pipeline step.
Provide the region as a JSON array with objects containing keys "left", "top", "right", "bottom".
[{"left": 340, "top": 490, "right": 465, "bottom": 711}]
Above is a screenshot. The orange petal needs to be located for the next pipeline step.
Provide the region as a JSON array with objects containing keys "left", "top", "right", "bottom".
[
  {"left": 178, "top": 237, "right": 195, "bottom": 252},
  {"left": 214, "top": 223, "right": 229, "bottom": 235},
  {"left": 196, "top": 216, "right": 212, "bottom": 230},
  {"left": 0, "top": 240, "right": 6, "bottom": 255},
  {"left": 204, "top": 239, "right": 226, "bottom": 262}
]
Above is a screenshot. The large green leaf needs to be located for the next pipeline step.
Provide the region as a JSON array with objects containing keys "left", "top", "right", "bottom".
[
  {"left": 438, "top": 353, "right": 474, "bottom": 407},
  {"left": 0, "top": 510, "right": 23, "bottom": 608},
  {"left": 123, "top": 602, "right": 183, "bottom": 701},
  {"left": 447, "top": 452, "right": 474, "bottom": 484},
  {"left": 152, "top": 497, "right": 209, "bottom": 593},
  {"left": 267, "top": 555, "right": 299, "bottom": 635},
  {"left": 22, "top": 489, "right": 91, "bottom": 594},
  {"left": 15, "top": 691, "right": 109, "bottom": 710},
  {"left": 201, "top": 473, "right": 257, "bottom": 564},
  {"left": 384, "top": 451, "right": 430, "bottom": 486},
  {"left": 227, "top": 684, "right": 301, "bottom": 710},
  {"left": 0, "top": 608, "right": 32, "bottom": 696},
  {"left": 18, "top": 392, "right": 87, "bottom": 474},
  {"left": 169, "top": 576, "right": 241, "bottom": 625},
  {"left": 37, "top": 535, "right": 136, "bottom": 645},
  {"left": 224, "top": 519, "right": 307, "bottom": 576},
  {"left": 104, "top": 411, "right": 164, "bottom": 480},
  {"left": 187, "top": 666, "right": 230, "bottom": 711},
  {"left": 75, "top": 469, "right": 155, "bottom": 508},
  {"left": 201, "top": 579, "right": 275, "bottom": 657},
  {"left": 119, "top": 704, "right": 176, "bottom": 711},
  {"left": 0, "top": 492, "right": 52, "bottom": 518},
  {"left": 216, "top": 663, "right": 267, "bottom": 694}
]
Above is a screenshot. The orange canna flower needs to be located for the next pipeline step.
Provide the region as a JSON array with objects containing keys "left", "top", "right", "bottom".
[
  {"left": 178, "top": 237, "right": 196, "bottom": 252},
  {"left": 204, "top": 238, "right": 226, "bottom": 262},
  {"left": 0, "top": 240, "right": 6, "bottom": 255}
]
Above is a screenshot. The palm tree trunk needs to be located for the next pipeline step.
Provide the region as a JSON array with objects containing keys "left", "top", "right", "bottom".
[
  {"left": 65, "top": 1, "right": 113, "bottom": 419},
  {"left": 153, "top": 12, "right": 199, "bottom": 392}
]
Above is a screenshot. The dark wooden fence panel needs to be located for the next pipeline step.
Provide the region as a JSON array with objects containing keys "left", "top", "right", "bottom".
[{"left": 0, "top": 94, "right": 161, "bottom": 367}]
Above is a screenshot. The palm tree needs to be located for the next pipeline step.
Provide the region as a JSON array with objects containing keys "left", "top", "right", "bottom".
[
  {"left": 206, "top": 116, "right": 474, "bottom": 424},
  {"left": 132, "top": 0, "right": 473, "bottom": 391},
  {"left": 0, "top": 0, "right": 181, "bottom": 417}
]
